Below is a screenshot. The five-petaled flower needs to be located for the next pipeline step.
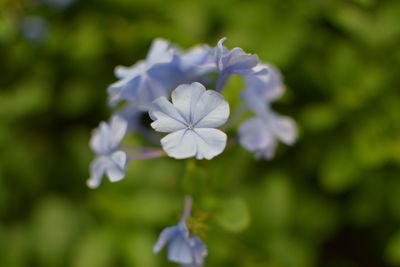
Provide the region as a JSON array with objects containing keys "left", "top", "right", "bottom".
[
  {"left": 149, "top": 82, "right": 230, "bottom": 160},
  {"left": 87, "top": 116, "right": 128, "bottom": 188}
]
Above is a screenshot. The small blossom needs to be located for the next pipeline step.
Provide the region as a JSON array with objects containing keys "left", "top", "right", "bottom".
[
  {"left": 149, "top": 82, "right": 229, "bottom": 160},
  {"left": 87, "top": 116, "right": 128, "bottom": 188},
  {"left": 154, "top": 196, "right": 207, "bottom": 267},
  {"left": 238, "top": 113, "right": 296, "bottom": 159},
  {"left": 239, "top": 64, "right": 297, "bottom": 159},
  {"left": 214, "top": 37, "right": 259, "bottom": 91},
  {"left": 108, "top": 39, "right": 180, "bottom": 110}
]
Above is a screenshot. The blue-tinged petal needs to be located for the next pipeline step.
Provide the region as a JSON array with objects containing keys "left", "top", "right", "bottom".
[
  {"left": 221, "top": 47, "right": 259, "bottom": 75},
  {"left": 180, "top": 46, "right": 215, "bottom": 75},
  {"left": 192, "top": 128, "right": 227, "bottom": 160},
  {"left": 241, "top": 88, "right": 268, "bottom": 117},
  {"left": 109, "top": 116, "right": 128, "bottom": 148},
  {"left": 269, "top": 113, "right": 297, "bottom": 145},
  {"left": 171, "top": 83, "right": 205, "bottom": 123},
  {"left": 114, "top": 61, "right": 146, "bottom": 79},
  {"left": 160, "top": 130, "right": 197, "bottom": 159},
  {"left": 150, "top": 97, "right": 187, "bottom": 132},
  {"left": 255, "top": 142, "right": 277, "bottom": 160},
  {"left": 106, "top": 151, "right": 127, "bottom": 182},
  {"left": 153, "top": 225, "right": 180, "bottom": 253},
  {"left": 90, "top": 122, "right": 110, "bottom": 155},
  {"left": 116, "top": 105, "right": 143, "bottom": 132},
  {"left": 244, "top": 64, "right": 284, "bottom": 103},
  {"left": 107, "top": 75, "right": 142, "bottom": 107},
  {"left": 215, "top": 37, "right": 258, "bottom": 74},
  {"left": 135, "top": 76, "right": 171, "bottom": 111},
  {"left": 215, "top": 37, "right": 228, "bottom": 70},
  {"left": 147, "top": 38, "right": 175, "bottom": 64},
  {"left": 177, "top": 218, "right": 190, "bottom": 237},
  {"left": 193, "top": 90, "right": 230, "bottom": 128},
  {"left": 87, "top": 157, "right": 107, "bottom": 189},
  {"left": 189, "top": 236, "right": 207, "bottom": 266},
  {"left": 147, "top": 63, "right": 183, "bottom": 91},
  {"left": 167, "top": 235, "right": 193, "bottom": 265},
  {"left": 238, "top": 117, "right": 274, "bottom": 152}
]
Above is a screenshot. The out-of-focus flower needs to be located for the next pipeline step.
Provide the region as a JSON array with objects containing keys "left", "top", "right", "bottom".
[
  {"left": 154, "top": 196, "right": 207, "bottom": 266},
  {"left": 108, "top": 38, "right": 180, "bottom": 110},
  {"left": 154, "top": 219, "right": 207, "bottom": 266},
  {"left": 20, "top": 16, "right": 49, "bottom": 43},
  {"left": 239, "top": 64, "right": 297, "bottom": 159},
  {"left": 149, "top": 82, "right": 229, "bottom": 160},
  {"left": 214, "top": 37, "right": 259, "bottom": 91},
  {"left": 238, "top": 113, "right": 296, "bottom": 159},
  {"left": 87, "top": 116, "right": 128, "bottom": 188}
]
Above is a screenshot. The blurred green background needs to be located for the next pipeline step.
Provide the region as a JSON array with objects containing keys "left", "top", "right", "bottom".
[{"left": 1, "top": 0, "right": 400, "bottom": 266}]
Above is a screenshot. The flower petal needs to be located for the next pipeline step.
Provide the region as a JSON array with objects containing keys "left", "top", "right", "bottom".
[
  {"left": 106, "top": 151, "right": 126, "bottom": 182},
  {"left": 255, "top": 141, "right": 277, "bottom": 160},
  {"left": 114, "top": 61, "right": 146, "bottom": 79},
  {"left": 90, "top": 122, "right": 110, "bottom": 154},
  {"left": 270, "top": 113, "right": 297, "bottom": 145},
  {"left": 192, "top": 128, "right": 227, "bottom": 160},
  {"left": 147, "top": 38, "right": 175, "bottom": 64},
  {"left": 149, "top": 97, "right": 187, "bottom": 132},
  {"left": 87, "top": 157, "right": 107, "bottom": 189},
  {"left": 171, "top": 82, "right": 205, "bottom": 123},
  {"left": 167, "top": 235, "right": 193, "bottom": 265},
  {"left": 222, "top": 47, "right": 259, "bottom": 74},
  {"left": 189, "top": 236, "right": 207, "bottom": 266},
  {"left": 109, "top": 116, "right": 128, "bottom": 148},
  {"left": 238, "top": 117, "right": 274, "bottom": 152},
  {"left": 192, "top": 90, "right": 230, "bottom": 128},
  {"left": 241, "top": 89, "right": 268, "bottom": 117},
  {"left": 160, "top": 130, "right": 197, "bottom": 159},
  {"left": 153, "top": 225, "right": 180, "bottom": 253}
]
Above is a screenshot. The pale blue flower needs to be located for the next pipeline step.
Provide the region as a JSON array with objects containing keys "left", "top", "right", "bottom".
[
  {"left": 108, "top": 38, "right": 181, "bottom": 110},
  {"left": 149, "top": 82, "right": 229, "bottom": 160},
  {"left": 238, "top": 113, "right": 296, "bottom": 159},
  {"left": 214, "top": 37, "right": 259, "bottom": 91},
  {"left": 239, "top": 64, "right": 297, "bottom": 159},
  {"left": 87, "top": 116, "right": 128, "bottom": 188},
  {"left": 154, "top": 219, "right": 207, "bottom": 267}
]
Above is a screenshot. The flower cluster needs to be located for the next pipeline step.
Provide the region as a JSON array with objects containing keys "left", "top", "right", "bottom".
[{"left": 87, "top": 38, "right": 297, "bottom": 266}]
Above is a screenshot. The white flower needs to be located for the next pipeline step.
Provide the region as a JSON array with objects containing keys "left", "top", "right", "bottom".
[{"left": 149, "top": 82, "right": 230, "bottom": 160}]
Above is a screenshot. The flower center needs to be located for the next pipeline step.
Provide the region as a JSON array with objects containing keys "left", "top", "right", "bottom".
[{"left": 187, "top": 123, "right": 194, "bottom": 130}]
